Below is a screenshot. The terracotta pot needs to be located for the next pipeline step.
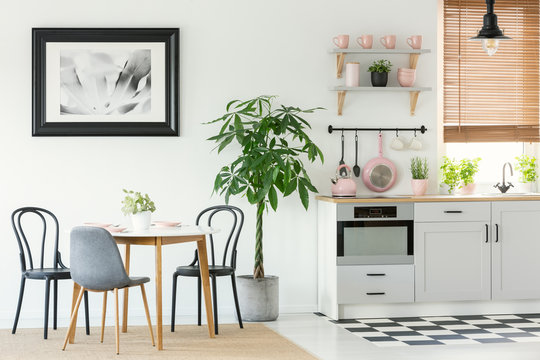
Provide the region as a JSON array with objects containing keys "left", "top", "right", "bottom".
[
  {"left": 460, "top": 183, "right": 476, "bottom": 195},
  {"left": 411, "top": 179, "right": 428, "bottom": 196}
]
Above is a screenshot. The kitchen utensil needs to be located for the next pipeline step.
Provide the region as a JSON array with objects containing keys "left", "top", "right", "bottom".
[
  {"left": 390, "top": 131, "right": 405, "bottom": 150},
  {"left": 362, "top": 133, "right": 397, "bottom": 192},
  {"left": 331, "top": 164, "right": 357, "bottom": 197},
  {"left": 380, "top": 35, "right": 396, "bottom": 49},
  {"left": 353, "top": 132, "right": 361, "bottom": 177},
  {"left": 345, "top": 62, "right": 360, "bottom": 87},
  {"left": 339, "top": 132, "right": 346, "bottom": 176},
  {"left": 333, "top": 34, "right": 349, "bottom": 49},
  {"left": 407, "top": 35, "right": 423, "bottom": 49},
  {"left": 356, "top": 34, "right": 373, "bottom": 49},
  {"left": 409, "top": 131, "right": 423, "bottom": 150}
]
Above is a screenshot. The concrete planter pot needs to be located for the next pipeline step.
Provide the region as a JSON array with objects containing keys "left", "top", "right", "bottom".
[{"left": 237, "top": 275, "right": 279, "bottom": 322}]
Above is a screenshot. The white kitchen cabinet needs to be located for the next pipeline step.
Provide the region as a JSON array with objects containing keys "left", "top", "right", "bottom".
[
  {"left": 492, "top": 201, "right": 540, "bottom": 300},
  {"left": 415, "top": 222, "right": 491, "bottom": 302}
]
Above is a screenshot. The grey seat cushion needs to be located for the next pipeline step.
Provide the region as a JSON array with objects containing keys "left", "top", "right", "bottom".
[{"left": 127, "top": 276, "right": 150, "bottom": 287}]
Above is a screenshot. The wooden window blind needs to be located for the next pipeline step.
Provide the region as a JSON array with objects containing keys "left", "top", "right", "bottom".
[{"left": 443, "top": 0, "right": 540, "bottom": 142}]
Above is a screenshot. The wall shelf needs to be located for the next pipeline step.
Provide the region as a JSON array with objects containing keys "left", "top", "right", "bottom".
[
  {"left": 329, "top": 48, "right": 432, "bottom": 116},
  {"left": 330, "top": 86, "right": 432, "bottom": 116}
]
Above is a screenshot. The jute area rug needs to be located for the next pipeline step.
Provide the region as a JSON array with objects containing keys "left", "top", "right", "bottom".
[{"left": 1, "top": 323, "right": 316, "bottom": 360}]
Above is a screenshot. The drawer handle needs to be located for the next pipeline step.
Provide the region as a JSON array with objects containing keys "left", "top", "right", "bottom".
[
  {"left": 485, "top": 224, "right": 489, "bottom": 243},
  {"left": 444, "top": 210, "right": 463, "bottom": 213},
  {"left": 495, "top": 224, "right": 499, "bottom": 242},
  {"left": 366, "top": 292, "right": 386, "bottom": 295},
  {"left": 366, "top": 273, "right": 386, "bottom": 276}
]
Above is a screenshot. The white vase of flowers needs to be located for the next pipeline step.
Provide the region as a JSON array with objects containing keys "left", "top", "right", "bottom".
[{"left": 121, "top": 189, "right": 156, "bottom": 231}]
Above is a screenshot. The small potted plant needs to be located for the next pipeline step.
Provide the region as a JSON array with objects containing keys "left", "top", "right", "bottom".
[
  {"left": 121, "top": 189, "right": 156, "bottom": 231},
  {"left": 440, "top": 156, "right": 460, "bottom": 194},
  {"left": 459, "top": 158, "right": 481, "bottom": 194},
  {"left": 368, "top": 59, "right": 392, "bottom": 87},
  {"left": 410, "top": 157, "right": 429, "bottom": 196},
  {"left": 515, "top": 155, "right": 538, "bottom": 192}
]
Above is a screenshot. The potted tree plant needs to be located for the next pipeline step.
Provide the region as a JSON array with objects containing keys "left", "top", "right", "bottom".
[
  {"left": 440, "top": 156, "right": 460, "bottom": 194},
  {"left": 459, "top": 158, "right": 481, "bottom": 194},
  {"left": 410, "top": 157, "right": 429, "bottom": 196},
  {"left": 121, "top": 189, "right": 156, "bottom": 231},
  {"left": 515, "top": 155, "right": 538, "bottom": 193},
  {"left": 368, "top": 59, "right": 392, "bottom": 87},
  {"left": 206, "top": 95, "right": 323, "bottom": 321}
]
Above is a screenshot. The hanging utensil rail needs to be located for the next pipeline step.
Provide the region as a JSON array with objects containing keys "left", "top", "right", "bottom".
[{"left": 328, "top": 125, "right": 427, "bottom": 134}]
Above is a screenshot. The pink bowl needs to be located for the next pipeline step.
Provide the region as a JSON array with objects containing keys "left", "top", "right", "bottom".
[{"left": 398, "top": 70, "right": 416, "bottom": 87}]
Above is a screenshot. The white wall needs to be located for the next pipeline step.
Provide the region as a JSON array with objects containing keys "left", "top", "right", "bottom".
[{"left": 0, "top": 0, "right": 437, "bottom": 328}]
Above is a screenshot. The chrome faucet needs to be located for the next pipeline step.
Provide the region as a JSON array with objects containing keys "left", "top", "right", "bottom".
[{"left": 494, "top": 162, "right": 514, "bottom": 193}]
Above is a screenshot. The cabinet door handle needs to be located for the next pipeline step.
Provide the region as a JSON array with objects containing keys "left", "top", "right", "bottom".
[
  {"left": 495, "top": 224, "right": 499, "bottom": 242},
  {"left": 366, "top": 273, "right": 386, "bottom": 277},
  {"left": 485, "top": 224, "right": 489, "bottom": 243},
  {"left": 444, "top": 210, "right": 463, "bottom": 213},
  {"left": 366, "top": 292, "right": 386, "bottom": 295}
]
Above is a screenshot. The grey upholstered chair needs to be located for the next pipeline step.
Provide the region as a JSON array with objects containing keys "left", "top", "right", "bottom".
[{"left": 62, "top": 226, "right": 154, "bottom": 354}]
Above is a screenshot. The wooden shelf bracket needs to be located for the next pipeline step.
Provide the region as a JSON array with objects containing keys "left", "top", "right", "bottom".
[
  {"left": 409, "top": 91, "right": 420, "bottom": 116},
  {"left": 337, "top": 91, "right": 346, "bottom": 116},
  {"left": 336, "top": 53, "right": 345, "bottom": 79}
]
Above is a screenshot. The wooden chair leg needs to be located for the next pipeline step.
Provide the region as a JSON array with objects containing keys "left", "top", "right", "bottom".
[
  {"left": 140, "top": 284, "right": 155, "bottom": 346},
  {"left": 114, "top": 288, "right": 120, "bottom": 355},
  {"left": 101, "top": 291, "right": 107, "bottom": 343},
  {"left": 62, "top": 286, "right": 85, "bottom": 351}
]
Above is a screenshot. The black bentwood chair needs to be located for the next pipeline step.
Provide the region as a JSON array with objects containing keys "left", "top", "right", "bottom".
[
  {"left": 171, "top": 205, "right": 244, "bottom": 335},
  {"left": 11, "top": 207, "right": 90, "bottom": 339}
]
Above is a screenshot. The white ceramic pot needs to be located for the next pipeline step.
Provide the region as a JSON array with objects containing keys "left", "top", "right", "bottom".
[
  {"left": 131, "top": 211, "right": 152, "bottom": 231},
  {"left": 411, "top": 179, "right": 428, "bottom": 196}
]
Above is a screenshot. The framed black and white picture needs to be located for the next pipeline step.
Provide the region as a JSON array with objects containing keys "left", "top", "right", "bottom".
[{"left": 32, "top": 28, "right": 179, "bottom": 136}]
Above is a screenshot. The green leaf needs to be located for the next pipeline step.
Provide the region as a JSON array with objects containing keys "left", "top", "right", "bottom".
[
  {"left": 268, "top": 186, "right": 278, "bottom": 211},
  {"left": 298, "top": 182, "right": 309, "bottom": 210},
  {"left": 283, "top": 178, "right": 297, "bottom": 197}
]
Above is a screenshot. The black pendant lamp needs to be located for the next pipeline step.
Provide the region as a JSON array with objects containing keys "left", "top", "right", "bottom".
[{"left": 469, "top": 0, "right": 511, "bottom": 56}]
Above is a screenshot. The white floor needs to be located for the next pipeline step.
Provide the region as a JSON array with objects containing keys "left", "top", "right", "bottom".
[{"left": 266, "top": 314, "right": 540, "bottom": 360}]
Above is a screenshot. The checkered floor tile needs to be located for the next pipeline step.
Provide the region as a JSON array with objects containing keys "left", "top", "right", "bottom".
[{"left": 329, "top": 313, "right": 540, "bottom": 347}]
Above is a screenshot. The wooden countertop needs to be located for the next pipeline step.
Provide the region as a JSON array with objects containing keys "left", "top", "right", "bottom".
[{"left": 316, "top": 194, "right": 540, "bottom": 203}]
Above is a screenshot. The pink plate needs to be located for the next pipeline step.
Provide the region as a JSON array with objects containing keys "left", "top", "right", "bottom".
[
  {"left": 107, "top": 226, "right": 127, "bottom": 233},
  {"left": 152, "top": 220, "right": 181, "bottom": 227},
  {"left": 84, "top": 222, "right": 112, "bottom": 228}
]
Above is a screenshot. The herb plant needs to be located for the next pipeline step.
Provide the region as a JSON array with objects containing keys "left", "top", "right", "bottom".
[
  {"left": 206, "top": 95, "right": 324, "bottom": 279},
  {"left": 410, "top": 157, "right": 429, "bottom": 180},
  {"left": 515, "top": 155, "right": 538, "bottom": 183},
  {"left": 459, "top": 158, "right": 481, "bottom": 186},
  {"left": 121, "top": 189, "right": 156, "bottom": 215},
  {"left": 440, "top": 156, "right": 460, "bottom": 193},
  {"left": 367, "top": 59, "right": 392, "bottom": 73}
]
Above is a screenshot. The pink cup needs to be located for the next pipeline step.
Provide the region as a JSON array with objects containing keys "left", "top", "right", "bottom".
[
  {"left": 407, "top": 35, "right": 423, "bottom": 49},
  {"left": 356, "top": 34, "right": 373, "bottom": 49},
  {"left": 397, "top": 68, "right": 416, "bottom": 87},
  {"left": 333, "top": 34, "right": 349, "bottom": 49},
  {"left": 380, "top": 35, "right": 396, "bottom": 49}
]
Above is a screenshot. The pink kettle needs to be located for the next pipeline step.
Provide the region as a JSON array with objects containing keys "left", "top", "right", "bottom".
[{"left": 331, "top": 164, "right": 357, "bottom": 197}]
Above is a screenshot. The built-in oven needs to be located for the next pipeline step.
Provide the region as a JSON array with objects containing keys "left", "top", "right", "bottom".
[{"left": 337, "top": 203, "right": 414, "bottom": 265}]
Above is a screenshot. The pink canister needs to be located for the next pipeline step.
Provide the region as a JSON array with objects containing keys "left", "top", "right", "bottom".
[{"left": 345, "top": 62, "right": 360, "bottom": 87}]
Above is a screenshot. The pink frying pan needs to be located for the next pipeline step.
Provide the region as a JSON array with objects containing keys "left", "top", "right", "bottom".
[{"left": 362, "top": 133, "right": 397, "bottom": 192}]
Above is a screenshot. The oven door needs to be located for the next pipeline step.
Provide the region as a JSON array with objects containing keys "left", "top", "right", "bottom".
[{"left": 337, "top": 220, "right": 414, "bottom": 265}]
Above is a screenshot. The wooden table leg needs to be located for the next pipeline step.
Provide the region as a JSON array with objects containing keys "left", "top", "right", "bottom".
[
  {"left": 68, "top": 282, "right": 81, "bottom": 344},
  {"left": 197, "top": 236, "right": 215, "bottom": 338},
  {"left": 122, "top": 244, "right": 131, "bottom": 333},
  {"left": 155, "top": 237, "right": 163, "bottom": 350}
]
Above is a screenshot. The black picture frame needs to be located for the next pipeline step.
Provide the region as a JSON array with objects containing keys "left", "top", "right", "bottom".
[{"left": 32, "top": 28, "right": 179, "bottom": 136}]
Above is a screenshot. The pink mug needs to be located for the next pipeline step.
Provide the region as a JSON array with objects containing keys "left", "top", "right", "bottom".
[
  {"left": 379, "top": 35, "right": 396, "bottom": 49},
  {"left": 407, "top": 35, "right": 422, "bottom": 49},
  {"left": 333, "top": 34, "right": 349, "bottom": 49},
  {"left": 356, "top": 34, "right": 373, "bottom": 49}
]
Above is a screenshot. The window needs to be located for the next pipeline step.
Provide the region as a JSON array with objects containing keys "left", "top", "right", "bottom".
[{"left": 443, "top": 0, "right": 540, "bottom": 143}]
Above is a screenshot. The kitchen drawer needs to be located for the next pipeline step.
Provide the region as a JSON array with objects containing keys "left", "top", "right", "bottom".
[
  {"left": 337, "top": 265, "right": 414, "bottom": 304},
  {"left": 414, "top": 202, "right": 490, "bottom": 222}
]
